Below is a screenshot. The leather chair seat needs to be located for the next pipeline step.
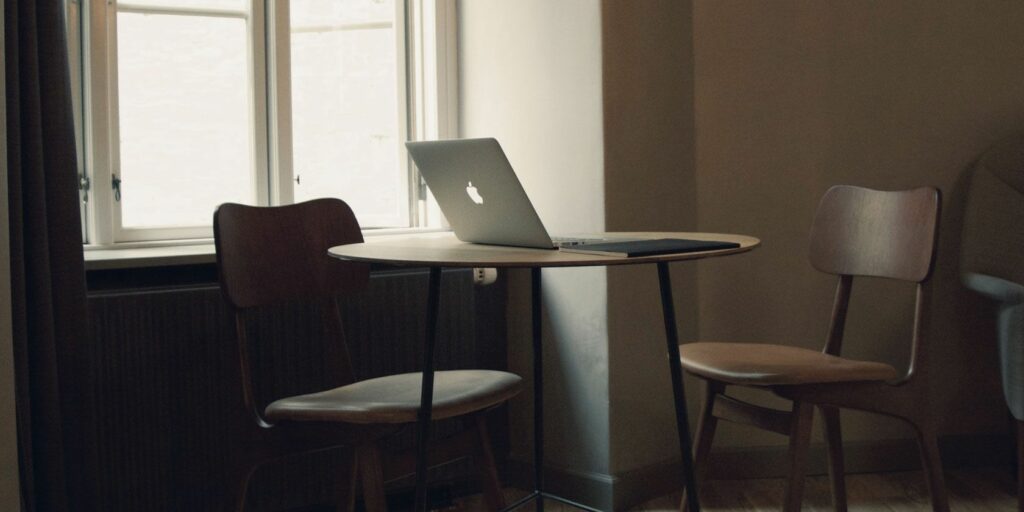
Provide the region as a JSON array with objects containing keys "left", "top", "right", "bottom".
[
  {"left": 679, "top": 342, "right": 898, "bottom": 386},
  {"left": 266, "top": 370, "right": 523, "bottom": 424}
]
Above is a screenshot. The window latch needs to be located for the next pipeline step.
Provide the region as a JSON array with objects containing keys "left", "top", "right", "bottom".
[
  {"left": 112, "top": 174, "right": 122, "bottom": 202},
  {"left": 78, "top": 173, "right": 90, "bottom": 203},
  {"left": 294, "top": 174, "right": 301, "bottom": 185}
]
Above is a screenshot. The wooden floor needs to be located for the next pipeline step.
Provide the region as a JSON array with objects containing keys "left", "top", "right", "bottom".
[{"left": 452, "top": 468, "right": 1019, "bottom": 511}]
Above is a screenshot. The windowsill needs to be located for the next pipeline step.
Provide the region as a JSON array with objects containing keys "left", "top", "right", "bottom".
[
  {"left": 84, "top": 243, "right": 217, "bottom": 271},
  {"left": 83, "top": 227, "right": 449, "bottom": 271}
]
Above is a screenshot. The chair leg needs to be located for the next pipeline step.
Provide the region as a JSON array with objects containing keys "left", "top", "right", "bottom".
[
  {"left": 357, "top": 444, "right": 389, "bottom": 512},
  {"left": 1017, "top": 419, "right": 1023, "bottom": 512},
  {"left": 336, "top": 448, "right": 358, "bottom": 512},
  {"left": 680, "top": 380, "right": 723, "bottom": 512},
  {"left": 473, "top": 414, "right": 507, "bottom": 511},
  {"left": 820, "top": 405, "right": 847, "bottom": 512},
  {"left": 224, "top": 463, "right": 257, "bottom": 512},
  {"left": 783, "top": 401, "right": 814, "bottom": 512},
  {"left": 913, "top": 422, "right": 950, "bottom": 512}
]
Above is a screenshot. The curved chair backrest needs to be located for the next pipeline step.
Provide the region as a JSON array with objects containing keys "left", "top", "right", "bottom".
[
  {"left": 214, "top": 198, "right": 369, "bottom": 310},
  {"left": 809, "top": 185, "right": 940, "bottom": 282},
  {"left": 962, "top": 133, "right": 1024, "bottom": 287},
  {"left": 214, "top": 198, "right": 369, "bottom": 425}
]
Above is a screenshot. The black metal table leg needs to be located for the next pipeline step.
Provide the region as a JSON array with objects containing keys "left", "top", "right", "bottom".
[
  {"left": 414, "top": 267, "right": 442, "bottom": 512},
  {"left": 531, "top": 268, "right": 545, "bottom": 512},
  {"left": 657, "top": 262, "right": 701, "bottom": 512}
]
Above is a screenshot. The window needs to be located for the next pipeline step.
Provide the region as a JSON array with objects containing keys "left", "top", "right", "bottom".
[{"left": 66, "top": 0, "right": 456, "bottom": 245}]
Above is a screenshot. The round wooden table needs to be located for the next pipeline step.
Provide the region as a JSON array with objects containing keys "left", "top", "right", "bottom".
[{"left": 329, "top": 231, "right": 759, "bottom": 512}]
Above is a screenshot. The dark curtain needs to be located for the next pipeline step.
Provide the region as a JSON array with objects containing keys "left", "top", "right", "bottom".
[{"left": 7, "top": 0, "right": 97, "bottom": 511}]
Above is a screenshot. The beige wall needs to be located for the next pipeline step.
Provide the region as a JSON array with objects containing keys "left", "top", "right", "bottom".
[
  {"left": 692, "top": 0, "right": 1024, "bottom": 447},
  {"left": 457, "top": 0, "right": 611, "bottom": 477},
  {"left": 459, "top": 0, "right": 1024, "bottom": 503},
  {"left": 601, "top": 0, "right": 702, "bottom": 475}
]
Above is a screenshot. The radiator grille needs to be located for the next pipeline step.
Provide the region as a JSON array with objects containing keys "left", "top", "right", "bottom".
[{"left": 85, "top": 268, "right": 507, "bottom": 511}]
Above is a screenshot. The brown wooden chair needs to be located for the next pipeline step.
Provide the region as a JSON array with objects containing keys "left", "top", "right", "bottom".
[
  {"left": 213, "top": 198, "right": 523, "bottom": 511},
  {"left": 678, "top": 185, "right": 946, "bottom": 512}
]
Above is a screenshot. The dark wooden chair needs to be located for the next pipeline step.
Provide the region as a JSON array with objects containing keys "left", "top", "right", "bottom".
[
  {"left": 213, "top": 198, "right": 523, "bottom": 511},
  {"left": 678, "top": 185, "right": 946, "bottom": 511}
]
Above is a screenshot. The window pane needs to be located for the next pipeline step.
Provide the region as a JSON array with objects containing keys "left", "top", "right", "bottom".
[
  {"left": 116, "top": 11, "right": 254, "bottom": 228},
  {"left": 119, "top": 0, "right": 245, "bottom": 11},
  {"left": 290, "top": 0, "right": 406, "bottom": 228},
  {"left": 290, "top": 0, "right": 393, "bottom": 26}
]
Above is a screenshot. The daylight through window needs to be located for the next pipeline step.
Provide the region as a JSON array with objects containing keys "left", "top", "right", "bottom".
[{"left": 66, "top": 0, "right": 454, "bottom": 245}]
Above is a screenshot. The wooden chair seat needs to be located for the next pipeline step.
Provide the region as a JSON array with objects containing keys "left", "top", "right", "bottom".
[
  {"left": 265, "top": 370, "right": 523, "bottom": 424},
  {"left": 679, "top": 342, "right": 898, "bottom": 386}
]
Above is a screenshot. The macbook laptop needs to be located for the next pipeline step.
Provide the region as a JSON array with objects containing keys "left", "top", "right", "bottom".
[{"left": 406, "top": 138, "right": 612, "bottom": 249}]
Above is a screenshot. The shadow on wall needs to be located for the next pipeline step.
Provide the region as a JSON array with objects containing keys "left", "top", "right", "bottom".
[{"left": 933, "top": 152, "right": 1006, "bottom": 437}]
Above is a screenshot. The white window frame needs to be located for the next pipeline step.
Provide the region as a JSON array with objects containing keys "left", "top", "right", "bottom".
[
  {"left": 408, "top": 0, "right": 457, "bottom": 226},
  {"left": 65, "top": 0, "right": 88, "bottom": 241},
  {"left": 70, "top": 0, "right": 457, "bottom": 249}
]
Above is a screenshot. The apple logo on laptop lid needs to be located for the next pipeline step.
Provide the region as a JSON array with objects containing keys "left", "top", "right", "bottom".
[{"left": 466, "top": 182, "right": 484, "bottom": 205}]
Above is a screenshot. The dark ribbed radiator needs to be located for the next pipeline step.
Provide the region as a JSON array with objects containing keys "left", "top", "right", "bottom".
[{"left": 84, "top": 267, "right": 507, "bottom": 511}]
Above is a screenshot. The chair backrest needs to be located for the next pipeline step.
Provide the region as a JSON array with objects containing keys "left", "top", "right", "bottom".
[
  {"left": 962, "top": 133, "right": 1024, "bottom": 287},
  {"left": 809, "top": 185, "right": 940, "bottom": 282},
  {"left": 214, "top": 198, "right": 369, "bottom": 309},
  {"left": 214, "top": 198, "right": 369, "bottom": 424}
]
